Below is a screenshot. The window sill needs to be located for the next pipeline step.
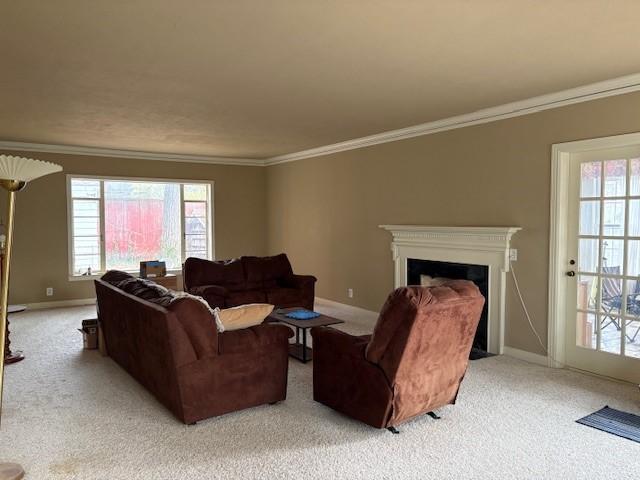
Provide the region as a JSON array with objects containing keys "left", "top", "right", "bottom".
[{"left": 68, "top": 269, "right": 183, "bottom": 282}]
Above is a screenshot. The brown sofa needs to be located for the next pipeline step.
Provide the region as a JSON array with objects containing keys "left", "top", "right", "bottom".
[
  {"left": 95, "top": 271, "right": 293, "bottom": 424},
  {"left": 183, "top": 253, "right": 317, "bottom": 310},
  {"left": 310, "top": 280, "right": 484, "bottom": 431}
]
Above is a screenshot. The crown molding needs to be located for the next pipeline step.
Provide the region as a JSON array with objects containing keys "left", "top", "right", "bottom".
[
  {"left": 3, "top": 73, "right": 640, "bottom": 167},
  {"left": 0, "top": 141, "right": 265, "bottom": 167},
  {"left": 264, "top": 72, "right": 640, "bottom": 165}
]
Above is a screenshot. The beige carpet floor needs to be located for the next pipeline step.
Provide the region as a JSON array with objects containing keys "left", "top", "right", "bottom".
[{"left": 1, "top": 301, "right": 639, "bottom": 479}]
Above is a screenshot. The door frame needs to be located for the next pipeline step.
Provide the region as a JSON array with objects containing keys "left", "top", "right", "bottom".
[{"left": 548, "top": 131, "right": 640, "bottom": 369}]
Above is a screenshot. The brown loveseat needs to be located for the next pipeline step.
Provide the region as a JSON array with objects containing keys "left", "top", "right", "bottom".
[
  {"left": 311, "top": 281, "right": 484, "bottom": 431},
  {"left": 95, "top": 271, "right": 293, "bottom": 424},
  {"left": 183, "top": 253, "right": 317, "bottom": 310}
]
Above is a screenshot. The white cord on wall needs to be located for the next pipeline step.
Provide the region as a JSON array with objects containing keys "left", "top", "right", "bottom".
[{"left": 509, "top": 260, "right": 549, "bottom": 355}]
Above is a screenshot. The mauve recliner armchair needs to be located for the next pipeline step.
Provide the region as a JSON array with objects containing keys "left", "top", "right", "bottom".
[{"left": 310, "top": 280, "right": 484, "bottom": 432}]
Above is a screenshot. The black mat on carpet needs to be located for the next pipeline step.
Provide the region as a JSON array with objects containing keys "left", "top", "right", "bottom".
[{"left": 576, "top": 405, "right": 640, "bottom": 443}]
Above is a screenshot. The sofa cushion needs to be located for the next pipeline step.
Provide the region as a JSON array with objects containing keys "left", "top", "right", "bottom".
[
  {"left": 213, "top": 303, "right": 274, "bottom": 332},
  {"left": 218, "top": 324, "right": 293, "bottom": 355},
  {"left": 265, "top": 287, "right": 303, "bottom": 308},
  {"left": 242, "top": 253, "right": 293, "bottom": 289},
  {"left": 183, "top": 257, "right": 246, "bottom": 290},
  {"left": 226, "top": 290, "right": 267, "bottom": 307}
]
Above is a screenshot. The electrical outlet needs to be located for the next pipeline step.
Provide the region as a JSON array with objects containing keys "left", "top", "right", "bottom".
[
  {"left": 46, "top": 287, "right": 54, "bottom": 297},
  {"left": 347, "top": 288, "right": 354, "bottom": 298},
  {"left": 509, "top": 249, "right": 518, "bottom": 261}
]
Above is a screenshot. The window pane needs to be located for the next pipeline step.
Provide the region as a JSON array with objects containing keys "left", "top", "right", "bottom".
[
  {"left": 580, "top": 162, "right": 601, "bottom": 198},
  {"left": 628, "top": 241, "right": 640, "bottom": 277},
  {"left": 185, "top": 234, "right": 207, "bottom": 253},
  {"left": 576, "top": 311, "right": 596, "bottom": 349},
  {"left": 601, "top": 239, "right": 624, "bottom": 274},
  {"left": 625, "top": 320, "right": 640, "bottom": 358},
  {"left": 577, "top": 275, "right": 598, "bottom": 310},
  {"left": 600, "top": 316, "right": 621, "bottom": 355},
  {"left": 578, "top": 238, "right": 599, "bottom": 273},
  {"left": 600, "top": 274, "right": 622, "bottom": 317},
  {"left": 73, "top": 216, "right": 100, "bottom": 236},
  {"left": 625, "top": 280, "right": 640, "bottom": 319},
  {"left": 71, "top": 179, "right": 100, "bottom": 198},
  {"left": 602, "top": 200, "right": 625, "bottom": 236},
  {"left": 629, "top": 200, "right": 640, "bottom": 236},
  {"left": 186, "top": 251, "right": 208, "bottom": 260},
  {"left": 74, "top": 237, "right": 100, "bottom": 256},
  {"left": 631, "top": 159, "right": 640, "bottom": 196},
  {"left": 184, "top": 184, "right": 207, "bottom": 201},
  {"left": 73, "top": 199, "right": 99, "bottom": 217},
  {"left": 104, "top": 181, "right": 182, "bottom": 270},
  {"left": 73, "top": 254, "right": 100, "bottom": 274},
  {"left": 185, "top": 217, "right": 207, "bottom": 235},
  {"left": 579, "top": 201, "right": 600, "bottom": 235},
  {"left": 603, "top": 159, "right": 626, "bottom": 197},
  {"left": 185, "top": 201, "right": 206, "bottom": 218}
]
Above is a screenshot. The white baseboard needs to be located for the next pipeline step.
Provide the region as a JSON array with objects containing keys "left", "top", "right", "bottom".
[
  {"left": 502, "top": 346, "right": 549, "bottom": 367},
  {"left": 24, "top": 298, "right": 96, "bottom": 310},
  {"left": 315, "top": 297, "right": 378, "bottom": 318}
]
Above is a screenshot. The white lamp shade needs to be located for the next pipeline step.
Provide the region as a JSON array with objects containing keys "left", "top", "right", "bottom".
[{"left": 0, "top": 155, "right": 62, "bottom": 182}]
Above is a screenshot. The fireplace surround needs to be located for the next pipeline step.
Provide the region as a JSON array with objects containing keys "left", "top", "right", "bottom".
[
  {"left": 380, "top": 225, "right": 521, "bottom": 355},
  {"left": 408, "top": 258, "right": 489, "bottom": 357}
]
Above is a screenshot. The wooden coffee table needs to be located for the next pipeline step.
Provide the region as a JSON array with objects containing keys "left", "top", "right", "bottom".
[{"left": 267, "top": 308, "right": 344, "bottom": 363}]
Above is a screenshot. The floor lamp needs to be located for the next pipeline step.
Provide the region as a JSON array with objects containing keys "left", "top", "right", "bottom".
[{"left": 0, "top": 155, "right": 62, "bottom": 480}]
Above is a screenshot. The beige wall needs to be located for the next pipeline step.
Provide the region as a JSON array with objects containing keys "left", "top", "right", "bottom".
[
  {"left": 0, "top": 151, "right": 267, "bottom": 305},
  {"left": 4, "top": 91, "right": 640, "bottom": 355},
  {"left": 266, "top": 91, "right": 640, "bottom": 356}
]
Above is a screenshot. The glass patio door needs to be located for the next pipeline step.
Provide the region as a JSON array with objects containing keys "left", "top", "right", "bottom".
[{"left": 566, "top": 145, "right": 640, "bottom": 383}]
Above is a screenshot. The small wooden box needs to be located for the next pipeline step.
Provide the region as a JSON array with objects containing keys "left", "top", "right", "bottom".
[{"left": 148, "top": 274, "right": 179, "bottom": 291}]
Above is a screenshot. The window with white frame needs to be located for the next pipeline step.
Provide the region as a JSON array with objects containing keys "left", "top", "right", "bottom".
[{"left": 68, "top": 176, "right": 213, "bottom": 277}]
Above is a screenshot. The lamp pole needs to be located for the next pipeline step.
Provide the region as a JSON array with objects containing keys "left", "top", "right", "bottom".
[
  {"left": 0, "top": 156, "right": 62, "bottom": 480},
  {"left": 0, "top": 180, "right": 25, "bottom": 421}
]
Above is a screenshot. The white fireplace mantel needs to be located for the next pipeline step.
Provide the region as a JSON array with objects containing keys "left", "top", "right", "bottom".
[{"left": 379, "top": 225, "right": 521, "bottom": 354}]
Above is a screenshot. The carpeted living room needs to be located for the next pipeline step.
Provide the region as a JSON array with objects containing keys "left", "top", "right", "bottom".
[{"left": 1, "top": 2, "right": 640, "bottom": 479}]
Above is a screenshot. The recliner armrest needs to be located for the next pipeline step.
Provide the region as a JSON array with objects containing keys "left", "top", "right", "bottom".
[
  {"left": 280, "top": 274, "right": 317, "bottom": 289},
  {"left": 310, "top": 326, "right": 369, "bottom": 359}
]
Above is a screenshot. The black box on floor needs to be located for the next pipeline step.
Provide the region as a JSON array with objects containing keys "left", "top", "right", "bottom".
[{"left": 78, "top": 318, "right": 98, "bottom": 349}]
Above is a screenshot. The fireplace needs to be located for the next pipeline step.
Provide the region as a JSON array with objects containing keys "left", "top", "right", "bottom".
[
  {"left": 407, "top": 258, "right": 489, "bottom": 359},
  {"left": 380, "top": 225, "right": 521, "bottom": 355}
]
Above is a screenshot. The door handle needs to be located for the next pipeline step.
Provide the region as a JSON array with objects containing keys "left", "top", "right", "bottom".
[{"left": 566, "top": 271, "right": 576, "bottom": 277}]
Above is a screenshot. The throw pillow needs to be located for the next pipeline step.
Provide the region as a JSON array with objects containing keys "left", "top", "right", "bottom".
[{"left": 213, "top": 304, "right": 274, "bottom": 332}]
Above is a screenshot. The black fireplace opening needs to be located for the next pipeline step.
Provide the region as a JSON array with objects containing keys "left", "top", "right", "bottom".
[{"left": 407, "top": 258, "right": 491, "bottom": 360}]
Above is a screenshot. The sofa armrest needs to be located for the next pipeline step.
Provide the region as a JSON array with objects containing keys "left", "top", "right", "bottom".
[
  {"left": 310, "top": 326, "right": 368, "bottom": 359},
  {"left": 190, "top": 284, "right": 229, "bottom": 297},
  {"left": 189, "top": 284, "right": 229, "bottom": 309},
  {"left": 167, "top": 298, "right": 218, "bottom": 359},
  {"left": 280, "top": 274, "right": 317, "bottom": 289}
]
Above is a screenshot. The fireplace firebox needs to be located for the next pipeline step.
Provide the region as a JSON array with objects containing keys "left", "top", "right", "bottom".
[{"left": 407, "top": 258, "right": 490, "bottom": 360}]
